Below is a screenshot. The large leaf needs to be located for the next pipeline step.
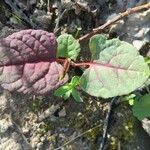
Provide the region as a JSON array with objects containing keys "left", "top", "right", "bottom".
[
  {"left": 80, "top": 35, "right": 150, "bottom": 98},
  {"left": 57, "top": 34, "right": 80, "bottom": 60},
  {"left": 0, "top": 29, "right": 68, "bottom": 94},
  {"left": 133, "top": 94, "right": 150, "bottom": 120}
]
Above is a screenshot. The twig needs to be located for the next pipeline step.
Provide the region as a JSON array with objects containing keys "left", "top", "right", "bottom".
[
  {"left": 79, "top": 3, "right": 150, "bottom": 42},
  {"left": 54, "top": 9, "right": 67, "bottom": 34},
  {"left": 47, "top": 0, "right": 50, "bottom": 13},
  {"left": 54, "top": 1, "right": 62, "bottom": 33},
  {"left": 37, "top": 104, "right": 60, "bottom": 122},
  {"left": 99, "top": 97, "right": 117, "bottom": 150},
  {"left": 54, "top": 124, "right": 102, "bottom": 150}
]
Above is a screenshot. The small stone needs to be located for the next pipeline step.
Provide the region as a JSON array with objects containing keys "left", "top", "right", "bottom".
[
  {"left": 58, "top": 108, "right": 66, "bottom": 117},
  {"left": 40, "top": 136, "right": 46, "bottom": 142},
  {"left": 36, "top": 142, "right": 43, "bottom": 150},
  {"left": 22, "top": 127, "right": 29, "bottom": 134},
  {"left": 135, "top": 28, "right": 150, "bottom": 38},
  {"left": 142, "top": 118, "right": 150, "bottom": 136},
  {"left": 30, "top": 134, "right": 41, "bottom": 148},
  {"left": 59, "top": 133, "right": 66, "bottom": 139},
  {"left": 0, "top": 118, "right": 13, "bottom": 133},
  {"left": 133, "top": 40, "right": 145, "bottom": 50}
]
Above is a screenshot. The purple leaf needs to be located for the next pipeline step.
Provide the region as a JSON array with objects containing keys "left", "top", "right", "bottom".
[{"left": 0, "top": 29, "right": 68, "bottom": 94}]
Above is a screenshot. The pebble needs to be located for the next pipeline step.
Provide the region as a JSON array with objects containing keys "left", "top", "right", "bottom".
[
  {"left": 133, "top": 40, "right": 145, "bottom": 50},
  {"left": 30, "top": 134, "right": 41, "bottom": 148},
  {"left": 58, "top": 108, "right": 66, "bottom": 117},
  {"left": 36, "top": 142, "right": 43, "bottom": 150},
  {"left": 142, "top": 118, "right": 150, "bottom": 136},
  {"left": 40, "top": 136, "right": 46, "bottom": 142},
  {"left": 135, "top": 28, "right": 150, "bottom": 38},
  {"left": 0, "top": 118, "right": 13, "bottom": 133},
  {"left": 22, "top": 127, "right": 29, "bottom": 134}
]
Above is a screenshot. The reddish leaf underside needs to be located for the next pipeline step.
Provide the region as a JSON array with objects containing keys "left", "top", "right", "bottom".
[{"left": 0, "top": 29, "right": 68, "bottom": 94}]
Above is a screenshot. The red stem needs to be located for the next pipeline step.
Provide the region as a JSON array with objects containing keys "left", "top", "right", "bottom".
[
  {"left": 56, "top": 58, "right": 66, "bottom": 63},
  {"left": 56, "top": 58, "right": 90, "bottom": 67},
  {"left": 71, "top": 62, "right": 90, "bottom": 67}
]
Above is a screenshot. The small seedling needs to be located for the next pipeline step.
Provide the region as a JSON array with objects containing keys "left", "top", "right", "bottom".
[{"left": 54, "top": 76, "right": 83, "bottom": 102}]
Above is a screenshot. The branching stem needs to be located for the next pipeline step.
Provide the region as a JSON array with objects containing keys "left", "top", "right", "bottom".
[{"left": 78, "top": 3, "right": 150, "bottom": 42}]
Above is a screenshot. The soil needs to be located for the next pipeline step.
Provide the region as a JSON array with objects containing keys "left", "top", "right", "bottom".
[{"left": 0, "top": 0, "right": 150, "bottom": 150}]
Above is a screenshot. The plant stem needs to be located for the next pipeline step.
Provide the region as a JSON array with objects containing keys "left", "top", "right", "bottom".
[
  {"left": 71, "top": 62, "right": 90, "bottom": 67},
  {"left": 79, "top": 3, "right": 150, "bottom": 42},
  {"left": 56, "top": 58, "right": 90, "bottom": 67}
]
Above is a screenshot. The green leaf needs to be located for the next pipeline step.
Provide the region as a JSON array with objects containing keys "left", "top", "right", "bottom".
[
  {"left": 69, "top": 76, "right": 80, "bottom": 87},
  {"left": 63, "top": 89, "right": 72, "bottom": 100},
  {"left": 54, "top": 85, "right": 70, "bottom": 97},
  {"left": 133, "top": 94, "right": 150, "bottom": 120},
  {"left": 54, "top": 76, "right": 80, "bottom": 100},
  {"left": 57, "top": 34, "right": 81, "bottom": 60},
  {"left": 124, "top": 94, "right": 136, "bottom": 105},
  {"left": 54, "top": 84, "right": 72, "bottom": 100},
  {"left": 80, "top": 35, "right": 150, "bottom": 98},
  {"left": 72, "top": 89, "right": 83, "bottom": 102},
  {"left": 128, "top": 99, "right": 134, "bottom": 106}
]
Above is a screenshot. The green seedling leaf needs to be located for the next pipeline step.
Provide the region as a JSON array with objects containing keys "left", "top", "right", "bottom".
[
  {"left": 57, "top": 34, "right": 80, "bottom": 60},
  {"left": 80, "top": 35, "right": 150, "bottom": 98},
  {"left": 63, "top": 90, "right": 72, "bottom": 100},
  {"left": 133, "top": 94, "right": 150, "bottom": 120},
  {"left": 70, "top": 76, "right": 80, "bottom": 87},
  {"left": 54, "top": 84, "right": 72, "bottom": 100},
  {"left": 54, "top": 85, "right": 70, "bottom": 97},
  {"left": 72, "top": 89, "right": 83, "bottom": 102},
  {"left": 128, "top": 99, "right": 134, "bottom": 106},
  {"left": 54, "top": 76, "right": 81, "bottom": 101},
  {"left": 124, "top": 94, "right": 136, "bottom": 105}
]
